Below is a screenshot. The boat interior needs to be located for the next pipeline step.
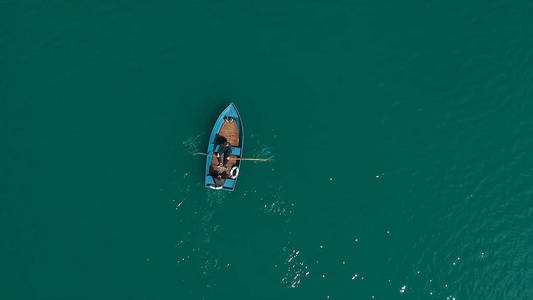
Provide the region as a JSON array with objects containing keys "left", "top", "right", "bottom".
[{"left": 207, "top": 117, "right": 242, "bottom": 189}]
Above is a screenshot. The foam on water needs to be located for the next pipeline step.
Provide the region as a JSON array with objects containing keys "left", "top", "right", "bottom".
[{"left": 281, "top": 247, "right": 310, "bottom": 289}]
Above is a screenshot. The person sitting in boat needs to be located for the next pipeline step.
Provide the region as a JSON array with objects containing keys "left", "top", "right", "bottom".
[
  {"left": 213, "top": 171, "right": 228, "bottom": 187},
  {"left": 216, "top": 141, "right": 232, "bottom": 167}
]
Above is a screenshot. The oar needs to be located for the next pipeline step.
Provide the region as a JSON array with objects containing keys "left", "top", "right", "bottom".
[
  {"left": 234, "top": 157, "right": 271, "bottom": 162},
  {"left": 193, "top": 152, "right": 271, "bottom": 162}
]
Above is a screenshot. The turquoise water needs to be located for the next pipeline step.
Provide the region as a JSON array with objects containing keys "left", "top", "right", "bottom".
[{"left": 3, "top": 1, "right": 533, "bottom": 299}]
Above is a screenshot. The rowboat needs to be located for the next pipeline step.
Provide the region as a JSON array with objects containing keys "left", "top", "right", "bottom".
[{"left": 204, "top": 103, "right": 244, "bottom": 191}]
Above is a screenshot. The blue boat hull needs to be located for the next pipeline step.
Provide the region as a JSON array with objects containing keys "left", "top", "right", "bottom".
[{"left": 204, "top": 103, "right": 244, "bottom": 191}]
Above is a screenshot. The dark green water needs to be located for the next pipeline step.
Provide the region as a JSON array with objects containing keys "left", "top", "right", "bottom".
[{"left": 3, "top": 1, "right": 533, "bottom": 299}]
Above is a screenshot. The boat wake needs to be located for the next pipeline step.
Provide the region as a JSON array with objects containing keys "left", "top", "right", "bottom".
[
  {"left": 281, "top": 247, "right": 311, "bottom": 289},
  {"left": 182, "top": 133, "right": 203, "bottom": 154},
  {"left": 251, "top": 145, "right": 275, "bottom": 162}
]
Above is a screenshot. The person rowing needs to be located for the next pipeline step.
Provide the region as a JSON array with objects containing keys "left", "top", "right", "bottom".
[{"left": 216, "top": 141, "right": 232, "bottom": 167}]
